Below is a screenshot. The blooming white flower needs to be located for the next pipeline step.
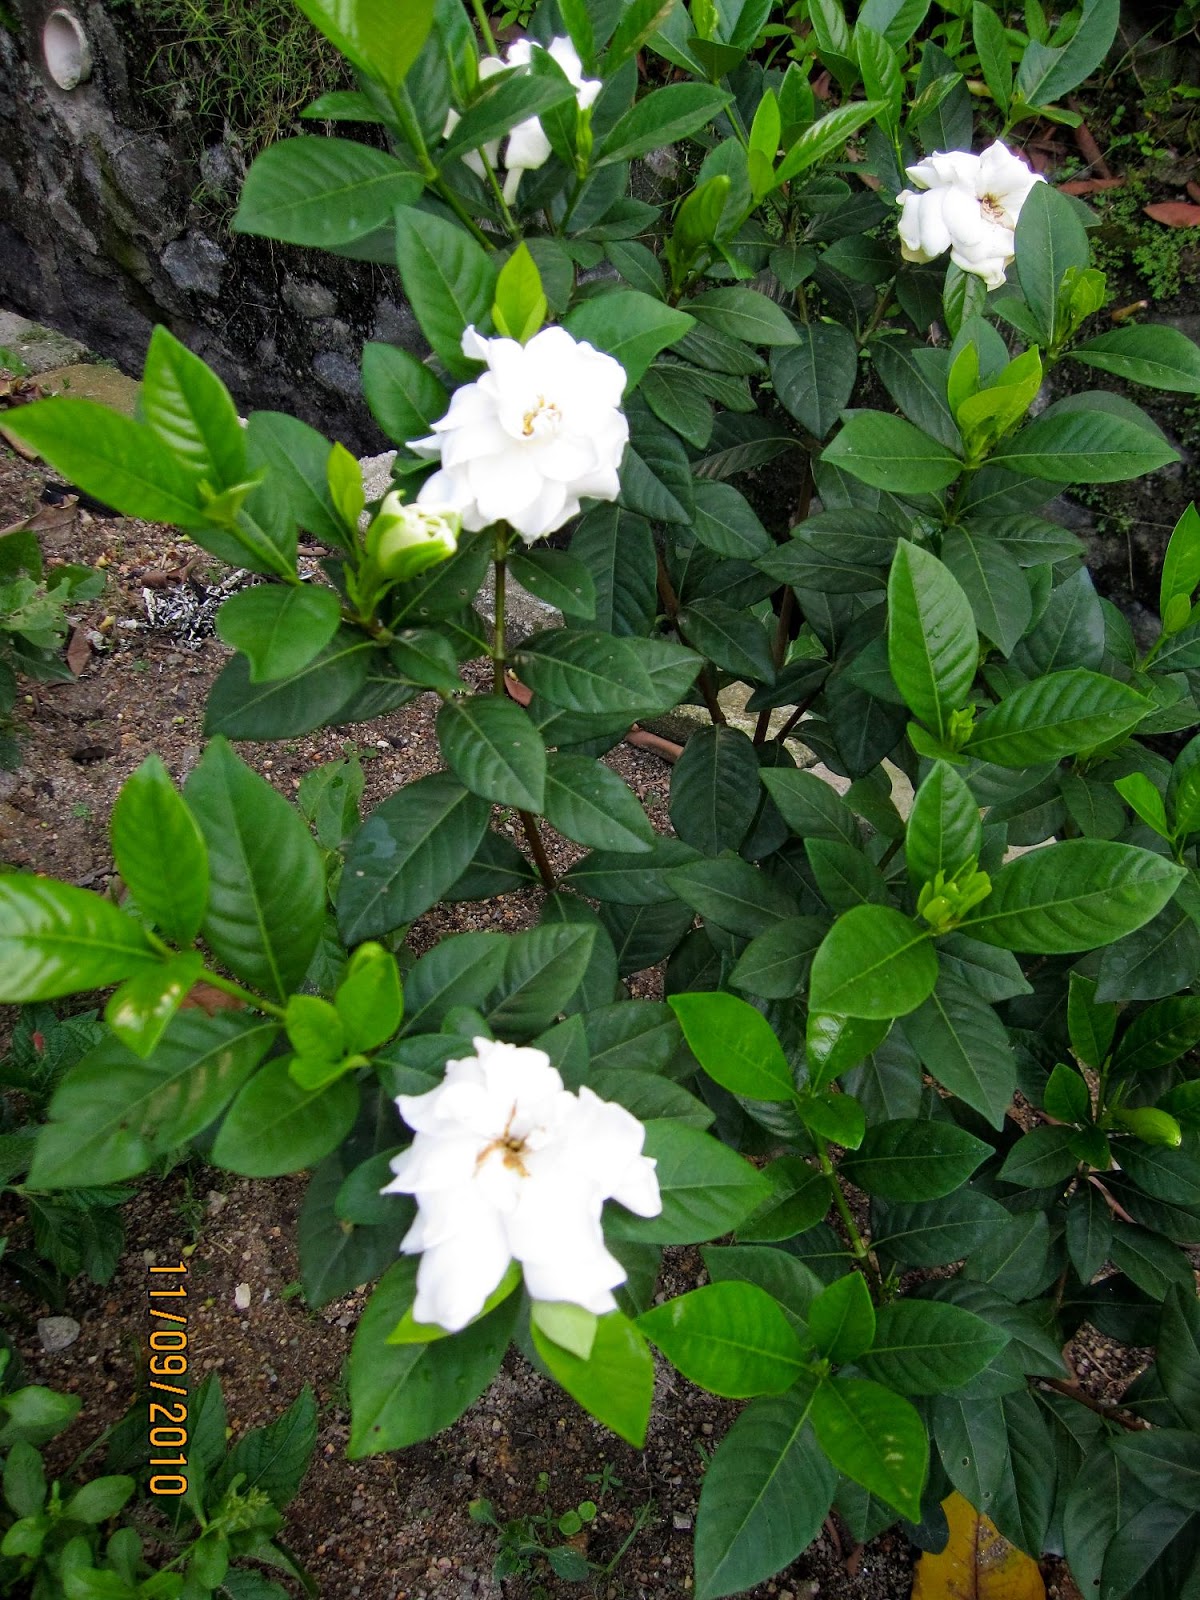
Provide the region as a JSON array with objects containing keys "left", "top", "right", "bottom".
[
  {"left": 367, "top": 490, "right": 459, "bottom": 581},
  {"left": 443, "top": 37, "right": 600, "bottom": 203},
  {"left": 383, "top": 1037, "right": 661, "bottom": 1333},
  {"left": 408, "top": 324, "right": 628, "bottom": 542},
  {"left": 501, "top": 37, "right": 601, "bottom": 202},
  {"left": 896, "top": 140, "right": 1045, "bottom": 291}
]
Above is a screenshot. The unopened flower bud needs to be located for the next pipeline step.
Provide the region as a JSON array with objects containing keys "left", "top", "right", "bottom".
[
  {"left": 1114, "top": 1107, "right": 1183, "bottom": 1148},
  {"left": 368, "top": 493, "right": 459, "bottom": 582}
]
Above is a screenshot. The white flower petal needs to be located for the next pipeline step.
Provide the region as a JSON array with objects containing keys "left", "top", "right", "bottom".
[
  {"left": 411, "top": 325, "right": 627, "bottom": 540},
  {"left": 411, "top": 1217, "right": 511, "bottom": 1332},
  {"left": 913, "top": 191, "right": 953, "bottom": 260},
  {"left": 893, "top": 141, "right": 1036, "bottom": 286},
  {"left": 388, "top": 1036, "right": 660, "bottom": 1329},
  {"left": 506, "top": 116, "right": 552, "bottom": 173},
  {"left": 460, "top": 324, "right": 493, "bottom": 364}
]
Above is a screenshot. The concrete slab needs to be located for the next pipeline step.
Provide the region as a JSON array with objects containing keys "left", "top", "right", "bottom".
[
  {"left": 0, "top": 311, "right": 88, "bottom": 375},
  {"left": 35, "top": 362, "right": 140, "bottom": 415}
]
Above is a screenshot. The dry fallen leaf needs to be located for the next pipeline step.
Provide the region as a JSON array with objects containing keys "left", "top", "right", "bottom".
[
  {"left": 182, "top": 981, "right": 243, "bottom": 1014},
  {"left": 1143, "top": 201, "right": 1200, "bottom": 228},
  {"left": 65, "top": 626, "right": 92, "bottom": 677},
  {"left": 0, "top": 423, "right": 40, "bottom": 462},
  {"left": 1059, "top": 177, "right": 1126, "bottom": 195},
  {"left": 30, "top": 497, "right": 79, "bottom": 535},
  {"left": 911, "top": 1492, "right": 1046, "bottom": 1600},
  {"left": 1069, "top": 107, "right": 1112, "bottom": 178}
]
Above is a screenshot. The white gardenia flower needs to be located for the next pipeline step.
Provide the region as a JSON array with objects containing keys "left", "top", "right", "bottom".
[
  {"left": 501, "top": 36, "right": 601, "bottom": 202},
  {"left": 896, "top": 140, "right": 1045, "bottom": 291},
  {"left": 384, "top": 1037, "right": 661, "bottom": 1333},
  {"left": 442, "top": 37, "right": 600, "bottom": 200},
  {"left": 407, "top": 324, "right": 629, "bottom": 542}
]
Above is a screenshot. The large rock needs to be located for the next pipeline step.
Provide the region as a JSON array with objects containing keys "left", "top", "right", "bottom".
[{"left": 0, "top": 0, "right": 400, "bottom": 453}]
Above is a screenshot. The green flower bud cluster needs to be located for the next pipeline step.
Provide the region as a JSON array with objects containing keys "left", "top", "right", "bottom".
[{"left": 917, "top": 861, "right": 992, "bottom": 934}]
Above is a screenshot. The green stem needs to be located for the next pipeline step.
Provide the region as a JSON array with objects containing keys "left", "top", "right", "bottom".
[
  {"left": 479, "top": 149, "right": 522, "bottom": 238},
  {"left": 470, "top": 0, "right": 498, "bottom": 55},
  {"left": 435, "top": 177, "right": 497, "bottom": 249},
  {"left": 389, "top": 82, "right": 436, "bottom": 176},
  {"left": 144, "top": 931, "right": 287, "bottom": 1020},
  {"left": 753, "top": 589, "right": 796, "bottom": 745},
  {"left": 389, "top": 80, "right": 495, "bottom": 250},
  {"left": 876, "top": 835, "right": 904, "bottom": 874},
  {"left": 816, "top": 1137, "right": 881, "bottom": 1294},
  {"left": 857, "top": 282, "right": 895, "bottom": 348},
  {"left": 776, "top": 688, "right": 820, "bottom": 744},
  {"left": 559, "top": 175, "right": 586, "bottom": 235}
]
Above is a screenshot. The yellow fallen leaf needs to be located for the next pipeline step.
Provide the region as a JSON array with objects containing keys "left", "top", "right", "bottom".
[{"left": 911, "top": 1491, "right": 1046, "bottom": 1600}]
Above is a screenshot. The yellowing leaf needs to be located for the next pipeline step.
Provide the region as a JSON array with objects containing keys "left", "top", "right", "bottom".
[{"left": 912, "top": 1492, "right": 1046, "bottom": 1600}]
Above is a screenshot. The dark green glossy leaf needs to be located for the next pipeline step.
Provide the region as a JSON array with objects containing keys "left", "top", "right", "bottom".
[
  {"left": 185, "top": 738, "right": 324, "bottom": 1000},
  {"left": 337, "top": 775, "right": 490, "bottom": 944}
]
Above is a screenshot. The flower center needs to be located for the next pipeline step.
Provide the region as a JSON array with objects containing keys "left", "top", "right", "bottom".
[
  {"left": 980, "top": 194, "right": 1007, "bottom": 224},
  {"left": 477, "top": 1103, "right": 532, "bottom": 1177},
  {"left": 522, "top": 395, "right": 562, "bottom": 438}
]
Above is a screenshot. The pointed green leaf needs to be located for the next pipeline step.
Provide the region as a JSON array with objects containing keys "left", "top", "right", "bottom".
[
  {"left": 958, "top": 841, "right": 1185, "bottom": 954},
  {"left": 809, "top": 905, "right": 938, "bottom": 1020},
  {"left": 668, "top": 991, "right": 794, "bottom": 1101},
  {"left": 692, "top": 1385, "right": 834, "bottom": 1600},
  {"left": 638, "top": 1282, "right": 806, "bottom": 1398},
  {"left": 840, "top": 1118, "right": 991, "bottom": 1199},
  {"left": 810, "top": 1377, "right": 927, "bottom": 1520},
  {"left": 0, "top": 875, "right": 158, "bottom": 1003},
  {"left": 437, "top": 696, "right": 546, "bottom": 811},
  {"left": 888, "top": 540, "right": 978, "bottom": 738},
  {"left": 337, "top": 774, "right": 491, "bottom": 945},
  {"left": 185, "top": 738, "right": 324, "bottom": 999}
]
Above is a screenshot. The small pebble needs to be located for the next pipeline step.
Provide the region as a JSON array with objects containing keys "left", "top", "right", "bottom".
[
  {"left": 38, "top": 1316, "right": 80, "bottom": 1353},
  {"left": 234, "top": 1282, "right": 252, "bottom": 1310}
]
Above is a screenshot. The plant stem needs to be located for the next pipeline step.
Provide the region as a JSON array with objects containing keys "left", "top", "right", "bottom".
[
  {"left": 776, "top": 688, "right": 820, "bottom": 743},
  {"left": 435, "top": 179, "right": 497, "bottom": 249},
  {"left": 656, "top": 549, "right": 726, "bottom": 726},
  {"left": 1039, "top": 1377, "right": 1146, "bottom": 1432},
  {"left": 520, "top": 811, "right": 556, "bottom": 890},
  {"left": 753, "top": 583, "right": 797, "bottom": 745},
  {"left": 470, "top": 0, "right": 498, "bottom": 55},
  {"left": 479, "top": 149, "right": 522, "bottom": 238},
  {"left": 816, "top": 1137, "right": 881, "bottom": 1294},
  {"left": 858, "top": 282, "right": 895, "bottom": 348},
  {"left": 142, "top": 931, "right": 288, "bottom": 1022},
  {"left": 389, "top": 81, "right": 436, "bottom": 176},
  {"left": 493, "top": 527, "right": 509, "bottom": 695},
  {"left": 388, "top": 81, "right": 495, "bottom": 250}
]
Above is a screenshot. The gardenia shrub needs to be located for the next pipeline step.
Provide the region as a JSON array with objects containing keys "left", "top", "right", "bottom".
[{"left": 5, "top": 0, "right": 1200, "bottom": 1595}]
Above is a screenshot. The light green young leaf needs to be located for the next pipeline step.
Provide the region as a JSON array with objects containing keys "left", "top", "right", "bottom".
[
  {"left": 668, "top": 991, "right": 794, "bottom": 1102},
  {"left": 809, "top": 905, "right": 938, "bottom": 1020}
]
